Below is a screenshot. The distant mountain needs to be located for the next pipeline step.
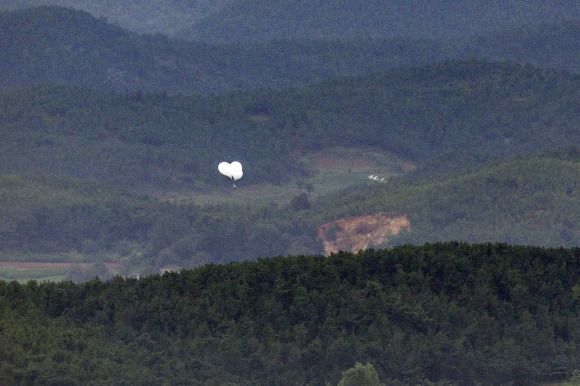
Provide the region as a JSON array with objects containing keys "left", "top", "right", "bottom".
[
  {"left": 0, "top": 6, "right": 447, "bottom": 93},
  {"left": 180, "top": 0, "right": 580, "bottom": 43},
  {"left": 0, "top": 0, "right": 232, "bottom": 35},
  {"left": 4, "top": 0, "right": 579, "bottom": 42},
  {"left": 2, "top": 6, "right": 580, "bottom": 95}
]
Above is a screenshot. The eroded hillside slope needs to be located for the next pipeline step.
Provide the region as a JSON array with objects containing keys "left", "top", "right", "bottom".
[{"left": 318, "top": 212, "right": 411, "bottom": 254}]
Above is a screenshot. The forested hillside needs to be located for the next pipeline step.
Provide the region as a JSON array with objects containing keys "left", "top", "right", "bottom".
[
  {"left": 2, "top": 60, "right": 580, "bottom": 275},
  {"left": 2, "top": 7, "right": 580, "bottom": 94},
  {"left": 0, "top": 6, "right": 443, "bottom": 93},
  {"left": 0, "top": 174, "right": 323, "bottom": 275},
  {"left": 1, "top": 243, "right": 579, "bottom": 384},
  {"left": 1, "top": 60, "right": 578, "bottom": 191},
  {"left": 2, "top": 5, "right": 580, "bottom": 280},
  {"left": 3, "top": 149, "right": 580, "bottom": 277},
  {"left": 315, "top": 149, "right": 580, "bottom": 248}
]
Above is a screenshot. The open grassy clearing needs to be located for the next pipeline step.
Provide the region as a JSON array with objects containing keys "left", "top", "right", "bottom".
[
  {"left": 0, "top": 262, "right": 122, "bottom": 283},
  {"left": 161, "top": 147, "right": 412, "bottom": 205}
]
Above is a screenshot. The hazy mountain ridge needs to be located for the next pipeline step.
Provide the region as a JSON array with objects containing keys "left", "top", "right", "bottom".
[
  {"left": 180, "top": 0, "right": 580, "bottom": 43},
  {"left": 3, "top": 0, "right": 579, "bottom": 42},
  {"left": 0, "top": 6, "right": 446, "bottom": 93},
  {"left": 2, "top": 6, "right": 580, "bottom": 95},
  {"left": 1, "top": 0, "right": 232, "bottom": 35}
]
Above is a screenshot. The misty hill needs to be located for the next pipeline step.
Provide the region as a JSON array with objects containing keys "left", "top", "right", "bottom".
[
  {"left": 0, "top": 6, "right": 444, "bottom": 93},
  {"left": 4, "top": 0, "right": 580, "bottom": 42},
  {"left": 1, "top": 242, "right": 579, "bottom": 384},
  {"left": 2, "top": 6, "right": 580, "bottom": 95},
  {"left": 1, "top": 60, "right": 578, "bottom": 192},
  {"left": 0, "top": 0, "right": 232, "bottom": 35},
  {"left": 180, "top": 0, "right": 580, "bottom": 43}
]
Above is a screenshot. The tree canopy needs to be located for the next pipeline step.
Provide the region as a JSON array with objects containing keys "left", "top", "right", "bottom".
[{"left": 1, "top": 242, "right": 579, "bottom": 384}]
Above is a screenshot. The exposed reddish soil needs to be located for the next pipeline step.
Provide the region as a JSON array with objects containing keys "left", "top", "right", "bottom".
[
  {"left": 318, "top": 212, "right": 411, "bottom": 255},
  {"left": 310, "top": 153, "right": 374, "bottom": 169}
]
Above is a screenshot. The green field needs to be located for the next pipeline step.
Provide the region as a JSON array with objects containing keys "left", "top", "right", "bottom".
[
  {"left": 162, "top": 146, "right": 410, "bottom": 205},
  {"left": 0, "top": 262, "right": 122, "bottom": 283}
]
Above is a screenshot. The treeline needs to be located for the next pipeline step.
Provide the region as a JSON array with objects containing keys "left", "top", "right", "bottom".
[{"left": 1, "top": 242, "right": 579, "bottom": 384}]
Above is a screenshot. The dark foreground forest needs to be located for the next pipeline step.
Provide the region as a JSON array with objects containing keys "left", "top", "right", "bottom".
[{"left": 1, "top": 242, "right": 579, "bottom": 385}]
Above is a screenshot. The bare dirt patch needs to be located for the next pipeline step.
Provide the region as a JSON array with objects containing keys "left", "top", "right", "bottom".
[
  {"left": 305, "top": 146, "right": 408, "bottom": 174},
  {"left": 318, "top": 212, "right": 411, "bottom": 255}
]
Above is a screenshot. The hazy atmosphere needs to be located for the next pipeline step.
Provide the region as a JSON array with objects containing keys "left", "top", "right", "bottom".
[{"left": 1, "top": 2, "right": 580, "bottom": 384}]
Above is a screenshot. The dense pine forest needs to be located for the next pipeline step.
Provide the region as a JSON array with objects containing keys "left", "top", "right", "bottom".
[{"left": 1, "top": 243, "right": 579, "bottom": 385}]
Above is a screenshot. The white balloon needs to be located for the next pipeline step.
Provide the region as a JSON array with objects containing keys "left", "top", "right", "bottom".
[{"left": 218, "top": 161, "right": 243, "bottom": 181}]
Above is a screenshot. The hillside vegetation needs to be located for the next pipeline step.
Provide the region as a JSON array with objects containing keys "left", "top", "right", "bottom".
[
  {"left": 2, "top": 7, "right": 580, "bottom": 95},
  {"left": 3, "top": 149, "right": 580, "bottom": 277},
  {"left": 314, "top": 149, "right": 580, "bottom": 248},
  {"left": 2, "top": 60, "right": 580, "bottom": 274},
  {"left": 1, "top": 60, "right": 579, "bottom": 191},
  {"left": 1, "top": 243, "right": 579, "bottom": 384}
]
